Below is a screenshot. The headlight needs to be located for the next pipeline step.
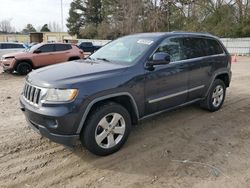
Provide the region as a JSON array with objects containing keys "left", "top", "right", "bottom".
[{"left": 44, "top": 89, "right": 78, "bottom": 102}]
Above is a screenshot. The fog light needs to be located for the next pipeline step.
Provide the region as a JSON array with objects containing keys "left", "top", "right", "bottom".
[{"left": 45, "top": 119, "right": 58, "bottom": 129}]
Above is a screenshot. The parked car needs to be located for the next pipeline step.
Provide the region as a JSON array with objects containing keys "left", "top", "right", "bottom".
[
  {"left": 0, "top": 43, "right": 84, "bottom": 74},
  {"left": 20, "top": 32, "right": 232, "bottom": 156},
  {"left": 0, "top": 42, "right": 27, "bottom": 58},
  {"left": 77, "top": 42, "right": 101, "bottom": 54}
]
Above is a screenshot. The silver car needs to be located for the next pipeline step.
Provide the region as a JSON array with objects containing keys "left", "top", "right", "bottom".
[{"left": 0, "top": 42, "right": 26, "bottom": 58}]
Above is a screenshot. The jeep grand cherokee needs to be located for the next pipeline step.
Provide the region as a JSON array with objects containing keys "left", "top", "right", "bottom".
[{"left": 20, "top": 32, "right": 232, "bottom": 156}]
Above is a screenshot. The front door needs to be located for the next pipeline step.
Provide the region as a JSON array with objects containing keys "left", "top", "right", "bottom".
[
  {"left": 33, "top": 44, "right": 56, "bottom": 67},
  {"left": 144, "top": 37, "right": 189, "bottom": 115}
]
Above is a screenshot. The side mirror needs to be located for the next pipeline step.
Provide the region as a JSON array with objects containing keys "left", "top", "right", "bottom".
[
  {"left": 147, "top": 52, "right": 170, "bottom": 66},
  {"left": 34, "top": 49, "right": 41, "bottom": 54}
]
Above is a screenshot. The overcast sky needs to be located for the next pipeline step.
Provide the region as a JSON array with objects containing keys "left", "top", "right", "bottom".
[{"left": 0, "top": 0, "right": 72, "bottom": 32}]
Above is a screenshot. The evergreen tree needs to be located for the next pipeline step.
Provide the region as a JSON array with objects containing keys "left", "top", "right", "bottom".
[
  {"left": 22, "top": 24, "right": 36, "bottom": 34},
  {"left": 84, "top": 0, "right": 103, "bottom": 26},
  {"left": 66, "top": 0, "right": 85, "bottom": 37},
  {"left": 40, "top": 24, "right": 51, "bottom": 32}
]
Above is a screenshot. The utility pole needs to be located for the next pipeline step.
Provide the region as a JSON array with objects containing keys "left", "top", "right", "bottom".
[{"left": 61, "top": 0, "right": 64, "bottom": 32}]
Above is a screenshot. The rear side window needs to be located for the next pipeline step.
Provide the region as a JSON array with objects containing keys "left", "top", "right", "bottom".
[
  {"left": 182, "top": 38, "right": 207, "bottom": 59},
  {"left": 205, "top": 39, "right": 224, "bottom": 55},
  {"left": 55, "top": 44, "right": 72, "bottom": 51},
  {"left": 13, "top": 44, "right": 25, "bottom": 48},
  {"left": 38, "top": 44, "right": 55, "bottom": 53}
]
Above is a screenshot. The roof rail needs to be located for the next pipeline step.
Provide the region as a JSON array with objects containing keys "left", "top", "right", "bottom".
[{"left": 171, "top": 31, "right": 212, "bottom": 35}]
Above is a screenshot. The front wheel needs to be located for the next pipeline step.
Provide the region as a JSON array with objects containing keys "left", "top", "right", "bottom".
[
  {"left": 81, "top": 102, "right": 131, "bottom": 156},
  {"left": 16, "top": 62, "right": 32, "bottom": 75},
  {"left": 200, "top": 79, "right": 226, "bottom": 112}
]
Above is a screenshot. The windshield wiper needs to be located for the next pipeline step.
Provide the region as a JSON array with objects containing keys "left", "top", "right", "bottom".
[
  {"left": 96, "top": 58, "right": 110, "bottom": 62},
  {"left": 86, "top": 56, "right": 95, "bottom": 60}
]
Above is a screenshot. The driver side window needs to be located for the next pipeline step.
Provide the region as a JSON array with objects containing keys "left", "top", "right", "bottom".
[
  {"left": 154, "top": 38, "right": 183, "bottom": 62},
  {"left": 38, "top": 44, "right": 55, "bottom": 53}
]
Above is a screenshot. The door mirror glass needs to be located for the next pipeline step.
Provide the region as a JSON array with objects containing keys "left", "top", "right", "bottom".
[{"left": 148, "top": 52, "right": 170, "bottom": 66}]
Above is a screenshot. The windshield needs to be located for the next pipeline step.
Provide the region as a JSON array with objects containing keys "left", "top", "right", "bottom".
[
  {"left": 25, "top": 43, "right": 42, "bottom": 52},
  {"left": 90, "top": 36, "right": 155, "bottom": 65}
]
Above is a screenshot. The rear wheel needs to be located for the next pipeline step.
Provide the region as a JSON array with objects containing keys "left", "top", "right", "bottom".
[
  {"left": 16, "top": 62, "right": 32, "bottom": 75},
  {"left": 200, "top": 79, "right": 226, "bottom": 112},
  {"left": 81, "top": 102, "right": 131, "bottom": 156}
]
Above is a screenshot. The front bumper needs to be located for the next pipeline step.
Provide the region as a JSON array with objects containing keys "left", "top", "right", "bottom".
[
  {"left": 20, "top": 95, "right": 81, "bottom": 147},
  {"left": 0, "top": 58, "right": 16, "bottom": 71},
  {"left": 26, "top": 117, "right": 79, "bottom": 147}
]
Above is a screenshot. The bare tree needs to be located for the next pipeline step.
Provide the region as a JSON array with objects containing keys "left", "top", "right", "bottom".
[
  {"left": 48, "top": 22, "right": 62, "bottom": 32},
  {"left": 0, "top": 19, "right": 15, "bottom": 33}
]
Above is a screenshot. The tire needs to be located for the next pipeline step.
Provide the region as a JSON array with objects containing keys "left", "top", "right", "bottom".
[
  {"left": 200, "top": 79, "right": 226, "bottom": 112},
  {"left": 16, "top": 62, "right": 32, "bottom": 75},
  {"left": 81, "top": 102, "right": 131, "bottom": 156}
]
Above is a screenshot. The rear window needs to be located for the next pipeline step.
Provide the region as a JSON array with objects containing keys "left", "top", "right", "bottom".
[
  {"left": 205, "top": 39, "right": 224, "bottom": 55},
  {"left": 55, "top": 44, "right": 72, "bottom": 51}
]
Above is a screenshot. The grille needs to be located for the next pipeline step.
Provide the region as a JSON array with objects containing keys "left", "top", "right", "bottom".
[{"left": 23, "top": 83, "right": 42, "bottom": 105}]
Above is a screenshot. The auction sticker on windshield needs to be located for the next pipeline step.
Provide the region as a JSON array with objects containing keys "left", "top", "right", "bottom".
[{"left": 137, "top": 39, "right": 154, "bottom": 45}]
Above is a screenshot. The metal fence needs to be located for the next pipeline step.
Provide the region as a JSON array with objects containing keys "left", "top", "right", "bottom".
[{"left": 220, "top": 38, "right": 250, "bottom": 56}]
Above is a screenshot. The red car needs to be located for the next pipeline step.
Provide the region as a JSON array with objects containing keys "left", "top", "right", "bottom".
[{"left": 0, "top": 43, "right": 84, "bottom": 75}]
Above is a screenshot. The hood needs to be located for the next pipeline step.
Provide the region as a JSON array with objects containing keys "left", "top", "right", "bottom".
[
  {"left": 2, "top": 51, "right": 28, "bottom": 58},
  {"left": 27, "top": 59, "right": 129, "bottom": 88}
]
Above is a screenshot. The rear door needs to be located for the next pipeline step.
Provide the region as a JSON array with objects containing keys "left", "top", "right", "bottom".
[
  {"left": 183, "top": 37, "right": 226, "bottom": 101},
  {"left": 32, "top": 44, "right": 56, "bottom": 67},
  {"left": 144, "top": 37, "right": 189, "bottom": 114},
  {"left": 53, "top": 44, "right": 72, "bottom": 63},
  {"left": 181, "top": 37, "right": 209, "bottom": 100}
]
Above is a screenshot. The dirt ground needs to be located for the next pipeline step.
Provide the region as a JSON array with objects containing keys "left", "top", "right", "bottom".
[{"left": 0, "top": 57, "right": 250, "bottom": 188}]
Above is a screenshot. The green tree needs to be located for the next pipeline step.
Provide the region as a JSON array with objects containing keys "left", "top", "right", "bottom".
[
  {"left": 66, "top": 0, "right": 85, "bottom": 37},
  {"left": 22, "top": 24, "right": 36, "bottom": 34},
  {"left": 40, "top": 24, "right": 50, "bottom": 32}
]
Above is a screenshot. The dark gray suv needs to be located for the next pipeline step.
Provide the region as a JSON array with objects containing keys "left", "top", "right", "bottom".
[{"left": 20, "top": 32, "right": 232, "bottom": 156}]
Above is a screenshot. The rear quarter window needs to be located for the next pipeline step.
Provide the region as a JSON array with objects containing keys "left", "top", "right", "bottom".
[{"left": 205, "top": 39, "right": 224, "bottom": 55}]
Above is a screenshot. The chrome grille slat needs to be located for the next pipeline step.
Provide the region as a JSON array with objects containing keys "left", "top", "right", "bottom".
[
  {"left": 31, "top": 87, "right": 35, "bottom": 102},
  {"left": 33, "top": 88, "right": 39, "bottom": 103},
  {"left": 23, "top": 83, "right": 43, "bottom": 106},
  {"left": 27, "top": 85, "right": 31, "bottom": 100}
]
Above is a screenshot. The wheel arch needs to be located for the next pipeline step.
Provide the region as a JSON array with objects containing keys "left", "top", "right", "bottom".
[
  {"left": 14, "top": 59, "right": 34, "bottom": 70},
  {"left": 215, "top": 73, "right": 230, "bottom": 87},
  {"left": 76, "top": 92, "right": 139, "bottom": 134},
  {"left": 205, "top": 71, "right": 231, "bottom": 97}
]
